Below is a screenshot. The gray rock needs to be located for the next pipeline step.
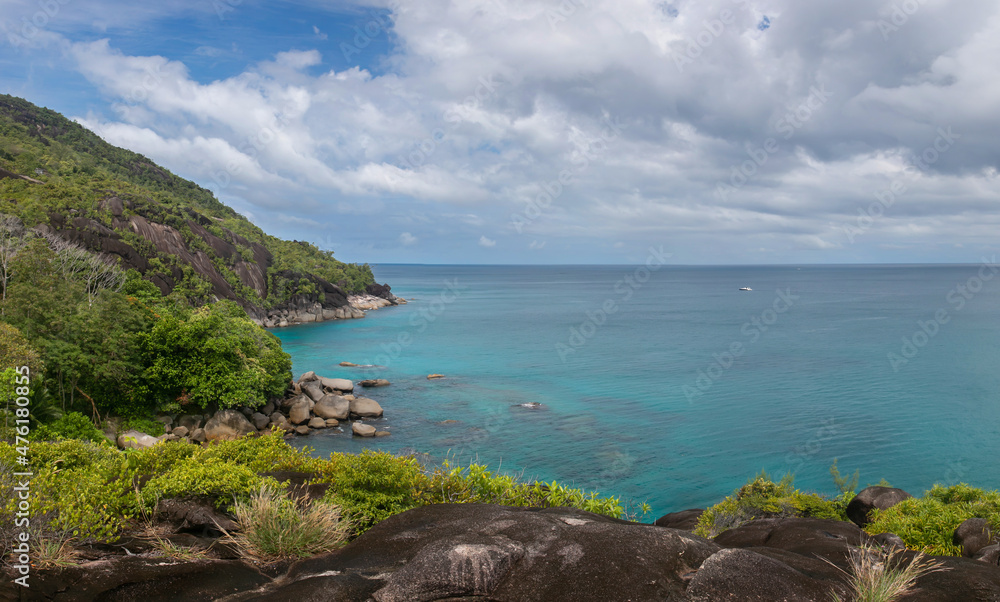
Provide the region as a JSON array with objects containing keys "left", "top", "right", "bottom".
[
  {"left": 117, "top": 430, "right": 159, "bottom": 450},
  {"left": 313, "top": 395, "right": 350, "bottom": 420},
  {"left": 280, "top": 394, "right": 306, "bottom": 413},
  {"left": 955, "top": 517, "right": 997, "bottom": 558},
  {"left": 350, "top": 396, "right": 384, "bottom": 418},
  {"left": 269, "top": 412, "right": 287, "bottom": 425},
  {"left": 359, "top": 379, "right": 391, "bottom": 387},
  {"left": 974, "top": 544, "right": 1000, "bottom": 566},
  {"left": 321, "top": 377, "right": 354, "bottom": 392},
  {"left": 325, "top": 418, "right": 340, "bottom": 427},
  {"left": 203, "top": 410, "right": 257, "bottom": 442},
  {"left": 154, "top": 415, "right": 174, "bottom": 428},
  {"left": 252, "top": 412, "right": 270, "bottom": 431},
  {"left": 294, "top": 425, "right": 311, "bottom": 436},
  {"left": 171, "top": 426, "right": 189, "bottom": 438},
  {"left": 240, "top": 407, "right": 253, "bottom": 418},
  {"left": 872, "top": 532, "right": 906, "bottom": 550},
  {"left": 375, "top": 431, "right": 392, "bottom": 437},
  {"left": 653, "top": 508, "right": 703, "bottom": 531},
  {"left": 288, "top": 399, "right": 312, "bottom": 425},
  {"left": 190, "top": 428, "right": 206, "bottom": 443},
  {"left": 298, "top": 371, "right": 317, "bottom": 382},
  {"left": 177, "top": 414, "right": 203, "bottom": 431},
  {"left": 301, "top": 381, "right": 325, "bottom": 402},
  {"left": 686, "top": 548, "right": 835, "bottom": 602},
  {"left": 262, "top": 400, "right": 275, "bottom": 416},
  {"left": 352, "top": 422, "right": 376, "bottom": 437},
  {"left": 846, "top": 486, "right": 913, "bottom": 527},
  {"left": 308, "top": 417, "right": 327, "bottom": 429},
  {"left": 268, "top": 504, "right": 719, "bottom": 601}
]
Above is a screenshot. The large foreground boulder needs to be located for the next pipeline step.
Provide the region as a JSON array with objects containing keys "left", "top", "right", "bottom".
[
  {"left": 248, "top": 504, "right": 720, "bottom": 601},
  {"left": 687, "top": 547, "right": 836, "bottom": 601},
  {"left": 846, "top": 486, "right": 913, "bottom": 527},
  {"left": 203, "top": 410, "right": 256, "bottom": 441}
]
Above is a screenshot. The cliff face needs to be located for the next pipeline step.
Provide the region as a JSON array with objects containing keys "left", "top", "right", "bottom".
[
  {"left": 33, "top": 196, "right": 354, "bottom": 325},
  {"left": 0, "top": 93, "right": 376, "bottom": 324}
]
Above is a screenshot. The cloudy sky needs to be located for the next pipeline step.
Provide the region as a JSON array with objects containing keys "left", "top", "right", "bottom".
[{"left": 1, "top": 0, "right": 998, "bottom": 264}]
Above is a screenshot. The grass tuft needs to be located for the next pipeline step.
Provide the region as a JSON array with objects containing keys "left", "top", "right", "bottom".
[
  {"left": 828, "top": 544, "right": 947, "bottom": 602},
  {"left": 221, "top": 485, "right": 349, "bottom": 561}
]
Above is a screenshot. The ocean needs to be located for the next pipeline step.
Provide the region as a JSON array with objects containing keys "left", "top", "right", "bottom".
[{"left": 271, "top": 263, "right": 1000, "bottom": 518}]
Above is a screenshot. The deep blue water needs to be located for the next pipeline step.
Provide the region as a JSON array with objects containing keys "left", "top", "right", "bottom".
[{"left": 271, "top": 264, "right": 1000, "bottom": 518}]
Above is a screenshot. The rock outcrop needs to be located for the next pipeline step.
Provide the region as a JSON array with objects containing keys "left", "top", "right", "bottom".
[{"left": 846, "top": 485, "right": 913, "bottom": 527}]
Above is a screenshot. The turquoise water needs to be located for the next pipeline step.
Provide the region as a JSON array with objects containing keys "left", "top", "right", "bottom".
[{"left": 272, "top": 264, "right": 1000, "bottom": 517}]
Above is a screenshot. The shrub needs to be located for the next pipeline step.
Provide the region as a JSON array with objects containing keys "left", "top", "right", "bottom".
[
  {"left": 140, "top": 455, "right": 278, "bottom": 510},
  {"left": 223, "top": 485, "right": 349, "bottom": 560},
  {"left": 417, "top": 461, "right": 627, "bottom": 519},
  {"left": 201, "top": 430, "right": 310, "bottom": 473},
  {"left": 23, "top": 439, "right": 135, "bottom": 541},
  {"left": 31, "top": 412, "right": 109, "bottom": 443},
  {"left": 695, "top": 473, "right": 847, "bottom": 538},
  {"left": 318, "top": 450, "right": 423, "bottom": 537},
  {"left": 864, "top": 484, "right": 1000, "bottom": 555}
]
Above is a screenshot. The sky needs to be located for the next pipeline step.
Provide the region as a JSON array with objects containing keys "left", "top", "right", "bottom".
[{"left": 1, "top": 0, "right": 999, "bottom": 265}]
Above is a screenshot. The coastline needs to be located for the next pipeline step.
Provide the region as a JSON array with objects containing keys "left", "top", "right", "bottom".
[{"left": 259, "top": 291, "right": 407, "bottom": 328}]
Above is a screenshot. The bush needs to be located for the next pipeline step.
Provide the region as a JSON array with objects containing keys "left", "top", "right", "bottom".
[
  {"left": 695, "top": 473, "right": 848, "bottom": 538},
  {"left": 31, "top": 412, "right": 109, "bottom": 443},
  {"left": 201, "top": 430, "right": 309, "bottom": 473},
  {"left": 318, "top": 450, "right": 424, "bottom": 537},
  {"left": 417, "top": 461, "right": 627, "bottom": 519},
  {"left": 12, "top": 439, "right": 135, "bottom": 541},
  {"left": 865, "top": 484, "right": 1000, "bottom": 555},
  {"left": 140, "top": 455, "right": 278, "bottom": 510},
  {"left": 223, "top": 485, "right": 349, "bottom": 560}
]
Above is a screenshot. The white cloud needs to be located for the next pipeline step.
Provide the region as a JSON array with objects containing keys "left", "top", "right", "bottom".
[
  {"left": 479, "top": 235, "right": 497, "bottom": 247},
  {"left": 399, "top": 232, "right": 417, "bottom": 245},
  {"left": 45, "top": 0, "right": 1000, "bottom": 262}
]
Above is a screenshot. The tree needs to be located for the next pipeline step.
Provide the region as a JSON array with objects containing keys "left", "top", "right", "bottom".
[
  {"left": 141, "top": 301, "right": 291, "bottom": 412},
  {"left": 0, "top": 214, "right": 28, "bottom": 310}
]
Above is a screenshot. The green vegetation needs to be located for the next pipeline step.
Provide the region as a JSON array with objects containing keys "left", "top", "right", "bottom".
[
  {"left": 0, "top": 93, "right": 374, "bottom": 308},
  {"left": 0, "top": 433, "right": 638, "bottom": 559},
  {"left": 828, "top": 545, "right": 946, "bottom": 602},
  {"left": 864, "top": 484, "right": 1000, "bottom": 555},
  {"left": 0, "top": 232, "right": 292, "bottom": 421},
  {"left": 695, "top": 472, "right": 851, "bottom": 538}
]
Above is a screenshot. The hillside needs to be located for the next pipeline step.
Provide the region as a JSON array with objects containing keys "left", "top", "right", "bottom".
[{"left": 0, "top": 93, "right": 373, "bottom": 322}]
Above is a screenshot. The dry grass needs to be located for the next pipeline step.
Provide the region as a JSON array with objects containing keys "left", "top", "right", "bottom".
[
  {"left": 33, "top": 534, "right": 80, "bottom": 568},
  {"left": 219, "top": 485, "right": 349, "bottom": 561},
  {"left": 829, "top": 544, "right": 948, "bottom": 602}
]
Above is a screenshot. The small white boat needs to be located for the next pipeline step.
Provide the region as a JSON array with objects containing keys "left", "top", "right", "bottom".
[{"left": 739, "top": 287, "right": 752, "bottom": 291}]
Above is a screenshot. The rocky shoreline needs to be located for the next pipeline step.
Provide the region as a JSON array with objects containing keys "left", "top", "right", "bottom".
[
  {"left": 114, "top": 370, "right": 394, "bottom": 450},
  {"left": 259, "top": 283, "right": 406, "bottom": 329}
]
